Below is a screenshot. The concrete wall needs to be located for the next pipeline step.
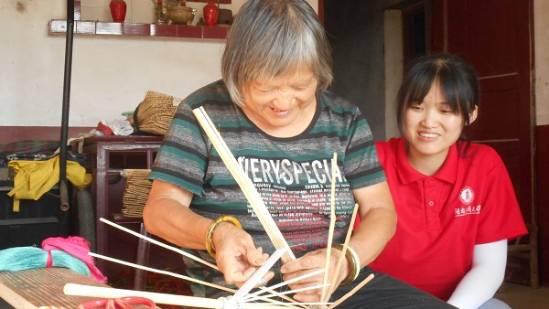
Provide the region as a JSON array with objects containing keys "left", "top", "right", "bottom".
[{"left": 0, "top": 0, "right": 317, "bottom": 127}]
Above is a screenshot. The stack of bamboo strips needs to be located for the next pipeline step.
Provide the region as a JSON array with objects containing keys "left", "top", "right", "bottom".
[
  {"left": 135, "top": 90, "right": 178, "bottom": 136},
  {"left": 121, "top": 169, "right": 152, "bottom": 218}
]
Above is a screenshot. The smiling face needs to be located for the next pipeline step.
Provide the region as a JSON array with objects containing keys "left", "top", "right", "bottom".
[
  {"left": 241, "top": 66, "right": 319, "bottom": 137},
  {"left": 402, "top": 82, "right": 477, "bottom": 174}
]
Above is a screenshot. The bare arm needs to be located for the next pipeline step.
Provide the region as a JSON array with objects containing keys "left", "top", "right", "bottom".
[
  {"left": 143, "top": 179, "right": 268, "bottom": 285},
  {"left": 350, "top": 180, "right": 397, "bottom": 267},
  {"left": 143, "top": 179, "right": 211, "bottom": 249}
]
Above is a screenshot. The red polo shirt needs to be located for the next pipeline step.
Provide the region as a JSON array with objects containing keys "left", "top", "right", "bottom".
[{"left": 370, "top": 138, "right": 527, "bottom": 300}]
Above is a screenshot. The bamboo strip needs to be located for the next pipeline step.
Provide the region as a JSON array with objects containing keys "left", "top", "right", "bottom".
[
  {"left": 100, "top": 219, "right": 298, "bottom": 306},
  {"left": 192, "top": 106, "right": 295, "bottom": 262},
  {"left": 100, "top": 217, "right": 219, "bottom": 271},
  {"left": 328, "top": 203, "right": 359, "bottom": 302},
  {"left": 234, "top": 248, "right": 287, "bottom": 300},
  {"left": 327, "top": 273, "right": 375, "bottom": 308},
  {"left": 89, "top": 252, "right": 234, "bottom": 294},
  {"left": 256, "top": 286, "right": 309, "bottom": 309},
  {"left": 64, "top": 283, "right": 223, "bottom": 308},
  {"left": 64, "top": 283, "right": 294, "bottom": 309},
  {"left": 90, "top": 252, "right": 292, "bottom": 307},
  {"left": 245, "top": 269, "right": 324, "bottom": 300},
  {"left": 246, "top": 284, "right": 328, "bottom": 302},
  {"left": 320, "top": 153, "right": 338, "bottom": 303}
]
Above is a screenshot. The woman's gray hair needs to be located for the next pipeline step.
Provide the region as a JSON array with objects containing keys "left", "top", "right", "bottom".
[{"left": 222, "top": 0, "right": 333, "bottom": 106}]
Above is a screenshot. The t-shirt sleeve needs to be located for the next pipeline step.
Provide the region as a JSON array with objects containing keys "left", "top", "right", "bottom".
[
  {"left": 374, "top": 141, "right": 387, "bottom": 168},
  {"left": 343, "top": 108, "right": 386, "bottom": 189},
  {"left": 476, "top": 150, "right": 528, "bottom": 243},
  {"left": 149, "top": 100, "right": 209, "bottom": 196}
]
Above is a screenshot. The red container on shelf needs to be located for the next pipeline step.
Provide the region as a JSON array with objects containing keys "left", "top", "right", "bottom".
[
  {"left": 110, "top": 0, "right": 127, "bottom": 23},
  {"left": 203, "top": 1, "right": 219, "bottom": 26}
]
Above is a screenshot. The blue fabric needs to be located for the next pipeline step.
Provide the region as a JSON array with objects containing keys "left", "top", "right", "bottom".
[{"left": 0, "top": 246, "right": 90, "bottom": 277}]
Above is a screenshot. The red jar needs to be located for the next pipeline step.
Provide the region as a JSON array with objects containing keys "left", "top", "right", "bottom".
[
  {"left": 110, "top": 0, "right": 127, "bottom": 23},
  {"left": 203, "top": 1, "right": 219, "bottom": 26}
]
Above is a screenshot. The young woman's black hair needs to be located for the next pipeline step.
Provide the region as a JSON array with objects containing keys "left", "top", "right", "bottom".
[{"left": 396, "top": 53, "right": 479, "bottom": 134}]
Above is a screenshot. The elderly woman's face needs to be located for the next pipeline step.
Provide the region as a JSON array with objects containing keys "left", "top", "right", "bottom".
[{"left": 242, "top": 66, "right": 318, "bottom": 136}]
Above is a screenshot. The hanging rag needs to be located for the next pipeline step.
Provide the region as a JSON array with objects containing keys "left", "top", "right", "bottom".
[
  {"left": 42, "top": 236, "right": 107, "bottom": 283},
  {"left": 7, "top": 155, "right": 92, "bottom": 212}
]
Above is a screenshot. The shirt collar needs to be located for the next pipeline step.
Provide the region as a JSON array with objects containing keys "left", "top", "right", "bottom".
[{"left": 395, "top": 138, "right": 458, "bottom": 185}]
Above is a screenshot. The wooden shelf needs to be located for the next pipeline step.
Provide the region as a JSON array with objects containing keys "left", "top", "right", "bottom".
[
  {"left": 188, "top": 0, "right": 231, "bottom": 2},
  {"left": 48, "top": 19, "right": 229, "bottom": 40}
]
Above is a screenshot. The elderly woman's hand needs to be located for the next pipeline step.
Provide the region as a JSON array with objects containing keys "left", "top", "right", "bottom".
[
  {"left": 280, "top": 248, "right": 349, "bottom": 303},
  {"left": 212, "top": 222, "right": 273, "bottom": 287}
]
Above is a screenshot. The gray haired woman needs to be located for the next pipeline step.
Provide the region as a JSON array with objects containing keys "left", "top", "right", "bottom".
[{"left": 144, "top": 1, "right": 452, "bottom": 308}]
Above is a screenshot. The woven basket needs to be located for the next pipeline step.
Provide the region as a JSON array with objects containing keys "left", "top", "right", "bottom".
[
  {"left": 121, "top": 169, "right": 152, "bottom": 218},
  {"left": 134, "top": 91, "right": 179, "bottom": 136}
]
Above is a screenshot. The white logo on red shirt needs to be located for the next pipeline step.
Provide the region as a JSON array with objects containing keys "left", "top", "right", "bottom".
[
  {"left": 455, "top": 187, "right": 481, "bottom": 217},
  {"left": 459, "top": 187, "right": 474, "bottom": 205}
]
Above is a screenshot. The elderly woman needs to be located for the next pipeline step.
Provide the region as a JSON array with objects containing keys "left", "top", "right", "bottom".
[{"left": 143, "top": 0, "right": 451, "bottom": 308}]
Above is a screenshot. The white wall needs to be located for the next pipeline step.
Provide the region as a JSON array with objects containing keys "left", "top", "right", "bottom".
[
  {"left": 0, "top": 0, "right": 317, "bottom": 127},
  {"left": 535, "top": 0, "right": 549, "bottom": 126}
]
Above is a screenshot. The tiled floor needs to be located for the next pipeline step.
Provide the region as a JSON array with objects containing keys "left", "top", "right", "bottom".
[{"left": 497, "top": 283, "right": 549, "bottom": 309}]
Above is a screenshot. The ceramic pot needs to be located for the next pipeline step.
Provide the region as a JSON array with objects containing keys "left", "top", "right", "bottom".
[
  {"left": 110, "top": 0, "right": 127, "bottom": 23},
  {"left": 167, "top": 4, "right": 195, "bottom": 25},
  {"left": 203, "top": 1, "right": 219, "bottom": 26}
]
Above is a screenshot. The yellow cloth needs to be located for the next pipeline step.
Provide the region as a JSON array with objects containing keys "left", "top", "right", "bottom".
[{"left": 7, "top": 156, "right": 92, "bottom": 212}]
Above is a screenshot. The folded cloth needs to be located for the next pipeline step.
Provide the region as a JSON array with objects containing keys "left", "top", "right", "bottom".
[
  {"left": 42, "top": 236, "right": 107, "bottom": 283},
  {"left": 7, "top": 155, "right": 92, "bottom": 212}
]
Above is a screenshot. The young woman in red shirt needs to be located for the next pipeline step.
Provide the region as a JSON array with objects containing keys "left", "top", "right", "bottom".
[{"left": 370, "top": 53, "right": 527, "bottom": 309}]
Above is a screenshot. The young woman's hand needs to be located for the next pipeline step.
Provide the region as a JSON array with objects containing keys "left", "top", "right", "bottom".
[
  {"left": 280, "top": 248, "right": 349, "bottom": 302},
  {"left": 212, "top": 223, "right": 273, "bottom": 287}
]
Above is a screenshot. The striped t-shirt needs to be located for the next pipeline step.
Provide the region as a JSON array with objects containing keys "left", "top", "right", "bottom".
[{"left": 150, "top": 80, "right": 385, "bottom": 296}]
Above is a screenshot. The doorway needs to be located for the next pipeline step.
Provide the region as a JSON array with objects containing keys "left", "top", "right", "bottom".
[{"left": 383, "top": 0, "right": 428, "bottom": 138}]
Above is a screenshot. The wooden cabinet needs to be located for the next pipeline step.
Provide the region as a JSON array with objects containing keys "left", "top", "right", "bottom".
[{"left": 81, "top": 135, "right": 162, "bottom": 288}]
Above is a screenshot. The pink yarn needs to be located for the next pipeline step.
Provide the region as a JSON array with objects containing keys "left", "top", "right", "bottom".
[{"left": 42, "top": 236, "right": 107, "bottom": 283}]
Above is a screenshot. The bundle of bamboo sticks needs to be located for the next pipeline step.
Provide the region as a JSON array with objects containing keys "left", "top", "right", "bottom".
[
  {"left": 121, "top": 169, "right": 152, "bottom": 218},
  {"left": 134, "top": 90, "right": 179, "bottom": 136}
]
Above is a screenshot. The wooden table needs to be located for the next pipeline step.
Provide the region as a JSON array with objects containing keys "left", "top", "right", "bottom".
[{"left": 0, "top": 268, "right": 108, "bottom": 308}]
